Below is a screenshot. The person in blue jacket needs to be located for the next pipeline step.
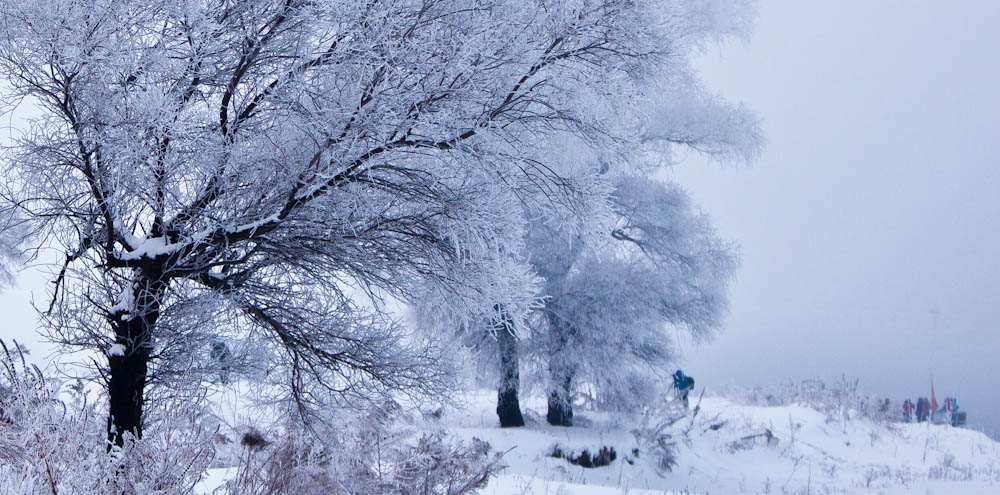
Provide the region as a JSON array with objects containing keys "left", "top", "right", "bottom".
[{"left": 672, "top": 369, "right": 695, "bottom": 407}]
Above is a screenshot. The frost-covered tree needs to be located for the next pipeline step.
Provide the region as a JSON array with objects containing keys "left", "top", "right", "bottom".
[
  {"left": 530, "top": 176, "right": 741, "bottom": 426},
  {"left": 0, "top": 0, "right": 693, "bottom": 446},
  {"left": 469, "top": 1, "right": 762, "bottom": 427},
  {"left": 527, "top": 73, "right": 763, "bottom": 425}
]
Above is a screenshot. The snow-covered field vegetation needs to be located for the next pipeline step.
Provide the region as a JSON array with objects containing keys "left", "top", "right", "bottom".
[
  {"left": 5, "top": 338, "right": 998, "bottom": 494},
  {"left": 217, "top": 389, "right": 1000, "bottom": 495},
  {"left": 194, "top": 386, "right": 1000, "bottom": 495},
  {"left": 456, "top": 391, "right": 1000, "bottom": 495}
]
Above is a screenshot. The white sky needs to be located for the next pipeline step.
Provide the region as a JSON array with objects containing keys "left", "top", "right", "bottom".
[{"left": 673, "top": 0, "right": 1000, "bottom": 437}]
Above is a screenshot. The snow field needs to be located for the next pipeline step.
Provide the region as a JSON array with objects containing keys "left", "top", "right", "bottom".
[
  {"left": 449, "top": 391, "right": 1000, "bottom": 495},
  {"left": 196, "top": 389, "right": 1000, "bottom": 494}
]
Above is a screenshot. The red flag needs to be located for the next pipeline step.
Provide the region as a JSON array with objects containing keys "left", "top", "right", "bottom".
[{"left": 930, "top": 377, "right": 938, "bottom": 412}]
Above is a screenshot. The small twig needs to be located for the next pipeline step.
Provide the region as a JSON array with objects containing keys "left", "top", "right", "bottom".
[
  {"left": 34, "top": 432, "right": 59, "bottom": 495},
  {"left": 683, "top": 388, "right": 706, "bottom": 435}
]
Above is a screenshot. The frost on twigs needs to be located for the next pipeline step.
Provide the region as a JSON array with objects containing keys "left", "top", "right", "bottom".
[
  {"left": 219, "top": 406, "right": 505, "bottom": 495},
  {"left": 733, "top": 376, "right": 900, "bottom": 426},
  {"left": 0, "top": 0, "right": 761, "bottom": 477},
  {"left": 515, "top": 174, "right": 741, "bottom": 426},
  {"left": 0, "top": 0, "right": 724, "bottom": 449},
  {"left": 0, "top": 340, "right": 215, "bottom": 494},
  {"left": 626, "top": 397, "right": 695, "bottom": 475}
]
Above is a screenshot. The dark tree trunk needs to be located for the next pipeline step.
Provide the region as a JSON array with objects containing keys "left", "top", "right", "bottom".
[
  {"left": 545, "top": 311, "right": 574, "bottom": 426},
  {"left": 494, "top": 308, "right": 525, "bottom": 428},
  {"left": 546, "top": 369, "right": 574, "bottom": 426},
  {"left": 107, "top": 270, "right": 163, "bottom": 448}
]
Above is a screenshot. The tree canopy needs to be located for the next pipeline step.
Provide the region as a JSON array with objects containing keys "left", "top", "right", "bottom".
[{"left": 0, "top": 0, "right": 748, "bottom": 444}]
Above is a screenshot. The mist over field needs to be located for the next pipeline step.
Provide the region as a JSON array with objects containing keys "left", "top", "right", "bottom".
[{"left": 673, "top": 0, "right": 1000, "bottom": 441}]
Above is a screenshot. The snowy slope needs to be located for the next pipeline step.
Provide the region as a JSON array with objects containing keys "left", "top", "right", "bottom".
[
  {"left": 196, "top": 389, "right": 1000, "bottom": 494},
  {"left": 448, "top": 391, "right": 1000, "bottom": 495}
]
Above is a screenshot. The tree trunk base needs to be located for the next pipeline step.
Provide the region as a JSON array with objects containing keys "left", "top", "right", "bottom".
[
  {"left": 107, "top": 347, "right": 149, "bottom": 448},
  {"left": 494, "top": 306, "right": 525, "bottom": 428},
  {"left": 497, "top": 388, "right": 525, "bottom": 427},
  {"left": 546, "top": 393, "right": 573, "bottom": 427}
]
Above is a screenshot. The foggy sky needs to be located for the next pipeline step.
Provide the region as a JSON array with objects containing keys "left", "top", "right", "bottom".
[
  {"left": 673, "top": 0, "right": 1000, "bottom": 437},
  {"left": 1, "top": 0, "right": 998, "bottom": 438}
]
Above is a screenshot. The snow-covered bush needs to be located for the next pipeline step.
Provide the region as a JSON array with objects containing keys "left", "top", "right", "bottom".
[
  {"left": 628, "top": 402, "right": 688, "bottom": 473},
  {"left": 2, "top": 339, "right": 503, "bottom": 494},
  {"left": 0, "top": 340, "right": 215, "bottom": 494},
  {"left": 735, "top": 376, "right": 895, "bottom": 424},
  {"left": 216, "top": 408, "right": 504, "bottom": 495}
]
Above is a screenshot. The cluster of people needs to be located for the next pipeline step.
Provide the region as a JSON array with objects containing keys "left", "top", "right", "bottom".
[
  {"left": 900, "top": 397, "right": 966, "bottom": 426},
  {"left": 665, "top": 371, "right": 968, "bottom": 429}
]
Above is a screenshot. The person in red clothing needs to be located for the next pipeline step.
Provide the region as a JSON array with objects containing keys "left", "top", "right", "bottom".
[{"left": 902, "top": 399, "right": 915, "bottom": 422}]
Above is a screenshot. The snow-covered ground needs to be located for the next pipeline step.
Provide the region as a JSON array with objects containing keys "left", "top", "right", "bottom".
[
  {"left": 198, "top": 389, "right": 1000, "bottom": 494},
  {"left": 453, "top": 391, "right": 1000, "bottom": 495}
]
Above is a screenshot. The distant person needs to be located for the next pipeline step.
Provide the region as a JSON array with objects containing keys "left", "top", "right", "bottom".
[
  {"left": 942, "top": 397, "right": 965, "bottom": 426},
  {"left": 210, "top": 340, "right": 232, "bottom": 384},
  {"left": 902, "top": 399, "right": 915, "bottom": 422},
  {"left": 672, "top": 369, "right": 695, "bottom": 407},
  {"left": 949, "top": 398, "right": 967, "bottom": 427},
  {"left": 915, "top": 398, "right": 927, "bottom": 422}
]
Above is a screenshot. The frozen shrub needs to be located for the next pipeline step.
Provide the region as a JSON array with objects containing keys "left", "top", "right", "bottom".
[
  {"left": 218, "top": 409, "right": 504, "bottom": 495},
  {"left": 726, "top": 428, "right": 779, "bottom": 454},
  {"left": 631, "top": 412, "right": 681, "bottom": 473},
  {"left": 732, "top": 376, "right": 897, "bottom": 424},
  {"left": 380, "top": 435, "right": 501, "bottom": 494},
  {"left": 220, "top": 434, "right": 503, "bottom": 494},
  {"left": 240, "top": 429, "right": 271, "bottom": 451},
  {"left": 0, "top": 340, "right": 214, "bottom": 494},
  {"left": 547, "top": 444, "right": 617, "bottom": 468}
]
